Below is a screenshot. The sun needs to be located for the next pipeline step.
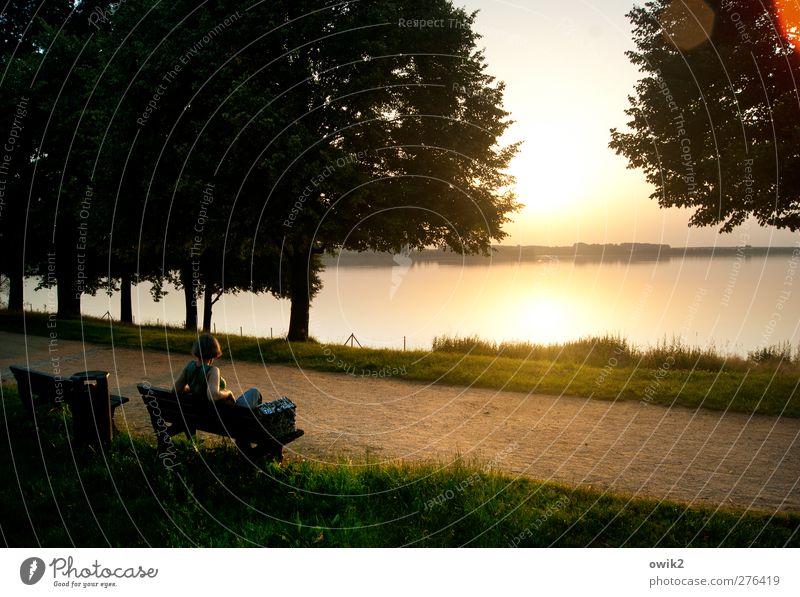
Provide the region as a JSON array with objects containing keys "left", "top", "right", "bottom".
[{"left": 507, "top": 122, "right": 593, "bottom": 214}]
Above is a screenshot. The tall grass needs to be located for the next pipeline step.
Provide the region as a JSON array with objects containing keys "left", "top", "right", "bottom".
[{"left": 432, "top": 334, "right": 798, "bottom": 372}]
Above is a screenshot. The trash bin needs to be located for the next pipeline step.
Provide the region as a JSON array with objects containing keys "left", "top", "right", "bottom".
[{"left": 69, "top": 371, "right": 112, "bottom": 451}]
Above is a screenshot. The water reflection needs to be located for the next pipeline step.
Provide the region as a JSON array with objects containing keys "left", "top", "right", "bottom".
[{"left": 23, "top": 253, "right": 800, "bottom": 356}]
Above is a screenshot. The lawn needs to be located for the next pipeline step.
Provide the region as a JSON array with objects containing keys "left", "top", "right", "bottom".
[{"left": 1, "top": 386, "right": 797, "bottom": 547}]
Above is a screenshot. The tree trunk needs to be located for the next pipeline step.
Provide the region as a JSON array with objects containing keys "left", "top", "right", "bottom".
[
  {"left": 181, "top": 266, "right": 198, "bottom": 330},
  {"left": 120, "top": 272, "right": 133, "bottom": 324},
  {"left": 7, "top": 270, "right": 24, "bottom": 311},
  {"left": 56, "top": 272, "right": 81, "bottom": 318},
  {"left": 287, "top": 253, "right": 311, "bottom": 342},
  {"left": 202, "top": 284, "right": 214, "bottom": 332}
]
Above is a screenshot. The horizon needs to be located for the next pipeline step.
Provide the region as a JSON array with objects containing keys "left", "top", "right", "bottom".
[{"left": 458, "top": 0, "right": 800, "bottom": 247}]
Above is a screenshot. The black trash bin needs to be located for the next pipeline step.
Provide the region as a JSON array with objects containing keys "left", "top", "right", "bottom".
[{"left": 69, "top": 371, "right": 112, "bottom": 451}]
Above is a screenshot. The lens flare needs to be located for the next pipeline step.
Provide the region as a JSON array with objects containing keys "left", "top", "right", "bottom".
[
  {"left": 660, "top": 0, "right": 716, "bottom": 51},
  {"left": 773, "top": 0, "right": 800, "bottom": 48}
]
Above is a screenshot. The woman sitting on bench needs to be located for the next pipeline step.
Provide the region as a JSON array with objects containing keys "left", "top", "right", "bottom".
[{"left": 174, "top": 334, "right": 262, "bottom": 407}]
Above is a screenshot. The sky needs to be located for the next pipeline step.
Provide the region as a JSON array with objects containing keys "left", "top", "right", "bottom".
[{"left": 458, "top": 0, "right": 800, "bottom": 247}]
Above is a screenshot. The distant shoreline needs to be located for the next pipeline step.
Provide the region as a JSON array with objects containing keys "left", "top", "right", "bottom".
[{"left": 323, "top": 243, "right": 800, "bottom": 266}]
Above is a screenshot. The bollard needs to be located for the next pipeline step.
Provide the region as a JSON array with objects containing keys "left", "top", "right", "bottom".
[{"left": 69, "top": 371, "right": 112, "bottom": 451}]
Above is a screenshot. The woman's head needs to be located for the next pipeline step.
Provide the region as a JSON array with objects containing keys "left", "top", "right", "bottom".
[{"left": 191, "top": 334, "right": 223, "bottom": 361}]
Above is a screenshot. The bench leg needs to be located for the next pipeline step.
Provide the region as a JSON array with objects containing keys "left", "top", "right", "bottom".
[
  {"left": 253, "top": 440, "right": 283, "bottom": 462},
  {"left": 235, "top": 437, "right": 283, "bottom": 462},
  {"left": 16, "top": 382, "right": 36, "bottom": 422}
]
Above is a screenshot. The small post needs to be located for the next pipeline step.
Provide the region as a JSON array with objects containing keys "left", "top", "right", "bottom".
[
  {"left": 214, "top": 323, "right": 216, "bottom": 333},
  {"left": 240, "top": 326, "right": 243, "bottom": 336},
  {"left": 270, "top": 327, "right": 273, "bottom": 338},
  {"left": 404, "top": 336, "right": 406, "bottom": 351}
]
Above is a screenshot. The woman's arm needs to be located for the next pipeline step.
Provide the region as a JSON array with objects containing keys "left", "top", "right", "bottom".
[
  {"left": 206, "top": 366, "right": 235, "bottom": 402},
  {"left": 173, "top": 365, "right": 189, "bottom": 393}
]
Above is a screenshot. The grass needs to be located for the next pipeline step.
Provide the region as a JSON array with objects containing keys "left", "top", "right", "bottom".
[
  {"left": 1, "top": 386, "right": 797, "bottom": 547},
  {"left": 431, "top": 333, "right": 800, "bottom": 371},
  {"left": 1, "top": 311, "right": 799, "bottom": 418}
]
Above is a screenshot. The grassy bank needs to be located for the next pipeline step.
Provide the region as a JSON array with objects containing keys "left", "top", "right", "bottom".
[
  {"left": 1, "top": 311, "right": 798, "bottom": 417},
  {"left": 1, "top": 387, "right": 797, "bottom": 547}
]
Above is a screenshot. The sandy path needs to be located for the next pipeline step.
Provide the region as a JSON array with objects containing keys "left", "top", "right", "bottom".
[{"left": 2, "top": 331, "right": 798, "bottom": 513}]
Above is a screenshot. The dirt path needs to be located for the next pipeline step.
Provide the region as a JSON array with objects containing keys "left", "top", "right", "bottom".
[{"left": 2, "top": 331, "right": 798, "bottom": 513}]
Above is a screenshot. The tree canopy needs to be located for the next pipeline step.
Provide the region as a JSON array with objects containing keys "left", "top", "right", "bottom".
[
  {"left": 1, "top": 0, "right": 519, "bottom": 338},
  {"left": 610, "top": 0, "right": 800, "bottom": 231}
]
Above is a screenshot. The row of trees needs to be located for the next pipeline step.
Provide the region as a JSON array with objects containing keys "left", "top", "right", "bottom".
[{"left": 0, "top": 0, "right": 519, "bottom": 339}]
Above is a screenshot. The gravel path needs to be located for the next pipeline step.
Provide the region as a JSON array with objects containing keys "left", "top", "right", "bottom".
[{"left": 2, "top": 331, "right": 798, "bottom": 513}]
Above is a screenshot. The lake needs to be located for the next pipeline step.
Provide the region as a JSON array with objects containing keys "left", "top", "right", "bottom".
[{"left": 24, "top": 251, "right": 800, "bottom": 355}]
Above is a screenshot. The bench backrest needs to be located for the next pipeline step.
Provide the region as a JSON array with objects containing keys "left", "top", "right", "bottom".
[
  {"left": 10, "top": 365, "right": 75, "bottom": 405},
  {"left": 136, "top": 384, "right": 297, "bottom": 441}
]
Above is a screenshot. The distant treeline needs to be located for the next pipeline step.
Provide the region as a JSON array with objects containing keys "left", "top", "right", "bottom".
[{"left": 324, "top": 243, "right": 799, "bottom": 266}]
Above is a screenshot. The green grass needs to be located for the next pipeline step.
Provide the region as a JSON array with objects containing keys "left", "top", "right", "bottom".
[
  {"left": 1, "top": 386, "right": 797, "bottom": 547},
  {"left": 432, "top": 333, "right": 800, "bottom": 371},
  {"left": 1, "top": 310, "right": 799, "bottom": 417}
]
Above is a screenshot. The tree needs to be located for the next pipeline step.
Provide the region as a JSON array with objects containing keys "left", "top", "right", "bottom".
[
  {"left": 610, "top": 0, "right": 800, "bottom": 231},
  {"left": 26, "top": 13, "right": 111, "bottom": 318},
  {"left": 0, "top": 1, "right": 77, "bottom": 311},
  {"left": 96, "top": 0, "right": 296, "bottom": 330},
  {"left": 0, "top": 2, "right": 117, "bottom": 317},
  {"left": 4, "top": 0, "right": 518, "bottom": 335},
  {"left": 226, "top": 0, "right": 519, "bottom": 340}
]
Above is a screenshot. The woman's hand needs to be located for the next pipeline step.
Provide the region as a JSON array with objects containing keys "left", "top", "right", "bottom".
[
  {"left": 173, "top": 366, "right": 189, "bottom": 394},
  {"left": 206, "top": 366, "right": 235, "bottom": 402}
]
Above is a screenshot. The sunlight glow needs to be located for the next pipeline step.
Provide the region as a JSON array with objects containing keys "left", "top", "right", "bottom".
[
  {"left": 508, "top": 122, "right": 594, "bottom": 214},
  {"left": 774, "top": 0, "right": 800, "bottom": 48}
]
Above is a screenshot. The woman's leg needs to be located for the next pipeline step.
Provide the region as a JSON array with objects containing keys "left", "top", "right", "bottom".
[{"left": 235, "top": 387, "right": 262, "bottom": 407}]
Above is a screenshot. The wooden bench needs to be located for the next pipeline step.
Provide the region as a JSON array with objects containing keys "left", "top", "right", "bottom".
[
  {"left": 9, "top": 365, "right": 129, "bottom": 449},
  {"left": 137, "top": 384, "right": 304, "bottom": 462}
]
